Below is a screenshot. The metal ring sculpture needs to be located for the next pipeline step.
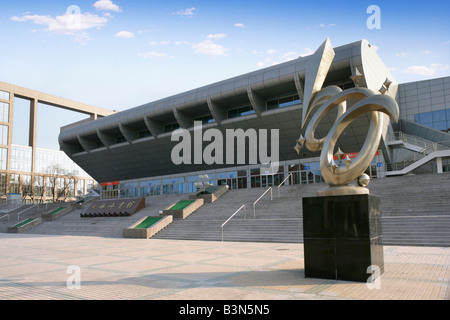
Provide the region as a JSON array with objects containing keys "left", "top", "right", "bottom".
[{"left": 298, "top": 85, "right": 399, "bottom": 191}]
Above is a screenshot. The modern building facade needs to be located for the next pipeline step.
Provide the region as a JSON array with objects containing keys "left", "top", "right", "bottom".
[
  {"left": 0, "top": 81, "right": 115, "bottom": 204},
  {"left": 56, "top": 39, "right": 450, "bottom": 199}
]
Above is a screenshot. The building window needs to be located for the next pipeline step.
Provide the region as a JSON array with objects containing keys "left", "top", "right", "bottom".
[
  {"left": 227, "top": 106, "right": 255, "bottom": 119},
  {"left": 34, "top": 176, "right": 44, "bottom": 197},
  {"left": 0, "top": 102, "right": 9, "bottom": 123},
  {"left": 21, "top": 175, "right": 32, "bottom": 198},
  {"left": 138, "top": 130, "right": 152, "bottom": 139},
  {"left": 116, "top": 135, "right": 127, "bottom": 144},
  {"left": 266, "top": 94, "right": 301, "bottom": 110},
  {"left": 0, "top": 147, "right": 7, "bottom": 171},
  {"left": 164, "top": 123, "right": 180, "bottom": 133},
  {"left": 0, "top": 172, "right": 6, "bottom": 195},
  {"left": 0, "top": 90, "right": 10, "bottom": 101},
  {"left": 67, "top": 178, "right": 75, "bottom": 198},
  {"left": 46, "top": 177, "right": 55, "bottom": 198},
  {"left": 195, "top": 114, "right": 216, "bottom": 124},
  {"left": 56, "top": 178, "right": 65, "bottom": 199},
  {"left": 0, "top": 125, "right": 8, "bottom": 146},
  {"left": 10, "top": 145, "right": 32, "bottom": 173},
  {"left": 414, "top": 109, "right": 450, "bottom": 133},
  {"left": 9, "top": 174, "right": 20, "bottom": 193},
  {"left": 77, "top": 179, "right": 85, "bottom": 197}
]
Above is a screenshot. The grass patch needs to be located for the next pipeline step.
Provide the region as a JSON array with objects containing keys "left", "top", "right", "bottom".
[
  {"left": 134, "top": 217, "right": 162, "bottom": 229},
  {"left": 169, "top": 200, "right": 195, "bottom": 210},
  {"left": 14, "top": 218, "right": 34, "bottom": 228},
  {"left": 48, "top": 207, "right": 65, "bottom": 215}
]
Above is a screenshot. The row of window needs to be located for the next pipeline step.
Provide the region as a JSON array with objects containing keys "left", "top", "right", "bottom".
[
  {"left": 0, "top": 172, "right": 95, "bottom": 199},
  {"left": 415, "top": 109, "right": 450, "bottom": 132},
  {"left": 0, "top": 145, "right": 90, "bottom": 176}
]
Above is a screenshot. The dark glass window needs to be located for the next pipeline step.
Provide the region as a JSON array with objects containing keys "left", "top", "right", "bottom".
[{"left": 138, "top": 130, "right": 152, "bottom": 138}]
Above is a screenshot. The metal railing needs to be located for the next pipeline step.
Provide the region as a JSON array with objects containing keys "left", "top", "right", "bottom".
[
  {"left": 387, "top": 131, "right": 450, "bottom": 172},
  {"left": 253, "top": 187, "right": 272, "bottom": 218},
  {"left": 0, "top": 214, "right": 9, "bottom": 223},
  {"left": 221, "top": 205, "right": 246, "bottom": 241},
  {"left": 16, "top": 204, "right": 37, "bottom": 221},
  {"left": 277, "top": 173, "right": 293, "bottom": 198}
]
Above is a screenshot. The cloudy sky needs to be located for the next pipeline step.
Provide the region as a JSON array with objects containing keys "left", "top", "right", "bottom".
[{"left": 0, "top": 0, "right": 449, "bottom": 148}]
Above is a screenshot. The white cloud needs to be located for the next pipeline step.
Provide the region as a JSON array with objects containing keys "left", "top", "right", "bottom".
[
  {"left": 207, "top": 33, "right": 226, "bottom": 40},
  {"left": 11, "top": 12, "right": 108, "bottom": 35},
  {"left": 192, "top": 34, "right": 227, "bottom": 56},
  {"left": 192, "top": 39, "right": 227, "bottom": 56},
  {"left": 115, "top": 31, "right": 134, "bottom": 39},
  {"left": 396, "top": 52, "right": 410, "bottom": 58},
  {"left": 174, "top": 7, "right": 196, "bottom": 16},
  {"left": 421, "top": 50, "right": 431, "bottom": 54},
  {"left": 403, "top": 64, "right": 449, "bottom": 76},
  {"left": 138, "top": 51, "right": 174, "bottom": 59},
  {"left": 93, "top": 0, "right": 122, "bottom": 12},
  {"left": 234, "top": 23, "right": 245, "bottom": 28},
  {"left": 149, "top": 40, "right": 171, "bottom": 45}
]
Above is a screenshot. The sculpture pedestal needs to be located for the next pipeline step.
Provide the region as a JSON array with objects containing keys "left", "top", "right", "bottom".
[{"left": 302, "top": 194, "right": 384, "bottom": 282}]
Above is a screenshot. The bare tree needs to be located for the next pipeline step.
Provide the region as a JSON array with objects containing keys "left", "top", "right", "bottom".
[{"left": 46, "top": 164, "right": 76, "bottom": 202}]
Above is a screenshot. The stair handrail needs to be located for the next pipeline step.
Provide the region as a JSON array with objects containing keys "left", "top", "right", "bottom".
[
  {"left": 277, "top": 173, "right": 293, "bottom": 198},
  {"left": 387, "top": 131, "right": 450, "bottom": 171},
  {"left": 221, "top": 205, "right": 246, "bottom": 241},
  {"left": 253, "top": 187, "right": 272, "bottom": 218},
  {"left": 0, "top": 214, "right": 9, "bottom": 223},
  {"left": 16, "top": 204, "right": 37, "bottom": 221}
]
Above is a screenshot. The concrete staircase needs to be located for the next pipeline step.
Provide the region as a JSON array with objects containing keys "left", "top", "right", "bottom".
[
  {"left": 2, "top": 172, "right": 448, "bottom": 247},
  {"left": 2, "top": 194, "right": 189, "bottom": 238},
  {"left": 153, "top": 172, "right": 450, "bottom": 247}
]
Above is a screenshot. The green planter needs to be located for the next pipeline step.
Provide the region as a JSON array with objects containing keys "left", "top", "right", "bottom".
[
  {"left": 123, "top": 215, "right": 173, "bottom": 239},
  {"left": 8, "top": 218, "right": 42, "bottom": 233}
]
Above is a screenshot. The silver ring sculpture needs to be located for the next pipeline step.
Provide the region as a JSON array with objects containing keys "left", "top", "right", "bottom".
[{"left": 294, "top": 39, "right": 399, "bottom": 196}]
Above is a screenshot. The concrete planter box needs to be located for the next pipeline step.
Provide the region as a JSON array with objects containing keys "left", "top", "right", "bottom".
[
  {"left": 190, "top": 185, "right": 228, "bottom": 203},
  {"left": 41, "top": 206, "right": 74, "bottom": 221},
  {"left": 7, "top": 218, "right": 42, "bottom": 233},
  {"left": 123, "top": 215, "right": 173, "bottom": 239},
  {"left": 162, "top": 198, "right": 204, "bottom": 219}
]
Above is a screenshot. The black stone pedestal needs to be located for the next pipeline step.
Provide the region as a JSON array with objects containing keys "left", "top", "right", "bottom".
[{"left": 302, "top": 194, "right": 384, "bottom": 282}]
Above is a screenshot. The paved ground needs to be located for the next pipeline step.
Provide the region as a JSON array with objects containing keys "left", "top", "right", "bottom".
[{"left": 0, "top": 233, "right": 448, "bottom": 303}]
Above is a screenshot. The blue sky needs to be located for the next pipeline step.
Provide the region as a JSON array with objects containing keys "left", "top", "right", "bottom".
[{"left": 1, "top": 0, "right": 449, "bottom": 148}]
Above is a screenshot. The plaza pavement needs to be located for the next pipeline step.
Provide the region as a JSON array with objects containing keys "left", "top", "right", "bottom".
[{"left": 0, "top": 233, "right": 448, "bottom": 302}]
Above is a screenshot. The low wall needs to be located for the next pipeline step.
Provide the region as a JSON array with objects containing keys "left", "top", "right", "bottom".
[
  {"left": 190, "top": 185, "right": 228, "bottom": 203},
  {"left": 162, "top": 198, "right": 204, "bottom": 219},
  {"left": 7, "top": 218, "right": 42, "bottom": 233},
  {"left": 81, "top": 197, "right": 146, "bottom": 217},
  {"left": 123, "top": 215, "right": 173, "bottom": 239},
  {"left": 41, "top": 206, "right": 75, "bottom": 221}
]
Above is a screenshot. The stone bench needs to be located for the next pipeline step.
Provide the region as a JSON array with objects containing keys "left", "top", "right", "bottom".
[
  {"left": 162, "top": 198, "right": 204, "bottom": 219},
  {"left": 7, "top": 218, "right": 42, "bottom": 233},
  {"left": 123, "top": 215, "right": 173, "bottom": 239}
]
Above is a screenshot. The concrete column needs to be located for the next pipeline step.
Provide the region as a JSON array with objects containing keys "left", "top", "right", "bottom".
[
  {"left": 29, "top": 98, "right": 38, "bottom": 174},
  {"left": 436, "top": 157, "right": 443, "bottom": 174}
]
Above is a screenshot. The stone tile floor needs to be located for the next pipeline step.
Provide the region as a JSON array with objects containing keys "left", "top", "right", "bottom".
[{"left": 0, "top": 233, "right": 448, "bottom": 301}]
